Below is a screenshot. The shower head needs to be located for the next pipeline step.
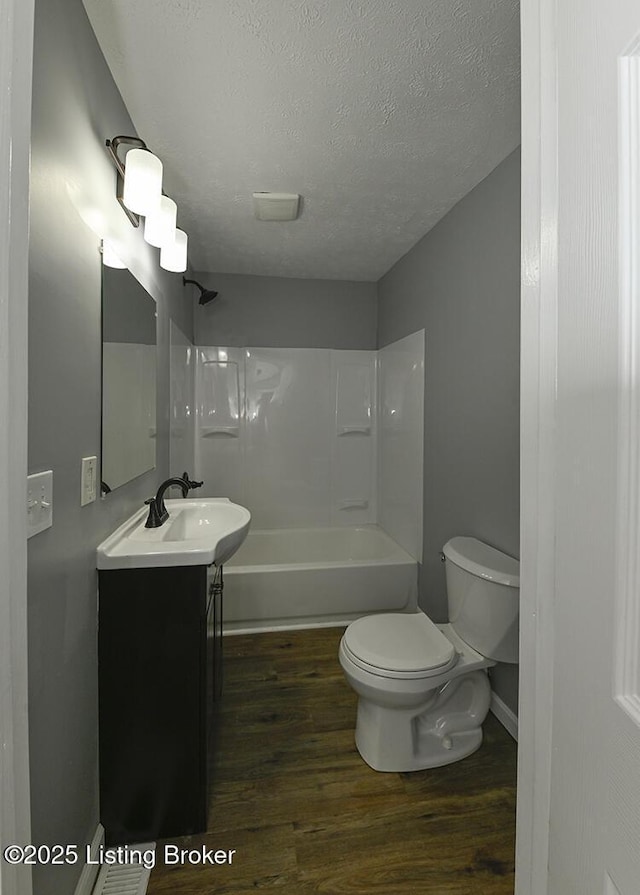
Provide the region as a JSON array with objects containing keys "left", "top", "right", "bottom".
[{"left": 182, "top": 276, "right": 219, "bottom": 306}]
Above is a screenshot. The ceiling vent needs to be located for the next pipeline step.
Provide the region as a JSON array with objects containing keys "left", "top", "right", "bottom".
[{"left": 252, "top": 192, "right": 300, "bottom": 221}]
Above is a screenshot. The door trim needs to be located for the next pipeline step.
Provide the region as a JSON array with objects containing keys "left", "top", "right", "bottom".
[
  {"left": 615, "top": 37, "right": 640, "bottom": 725},
  {"left": 516, "top": 0, "right": 558, "bottom": 893},
  {"left": 0, "top": 0, "right": 34, "bottom": 893}
]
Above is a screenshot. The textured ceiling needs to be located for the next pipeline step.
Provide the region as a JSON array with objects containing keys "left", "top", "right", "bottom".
[{"left": 82, "top": 0, "right": 520, "bottom": 281}]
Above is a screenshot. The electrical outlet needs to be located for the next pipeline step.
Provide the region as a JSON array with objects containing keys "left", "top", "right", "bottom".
[
  {"left": 81, "top": 456, "right": 98, "bottom": 506},
  {"left": 27, "top": 470, "right": 53, "bottom": 538}
]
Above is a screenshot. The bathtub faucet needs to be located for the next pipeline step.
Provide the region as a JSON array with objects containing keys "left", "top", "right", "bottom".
[{"left": 144, "top": 472, "right": 203, "bottom": 528}]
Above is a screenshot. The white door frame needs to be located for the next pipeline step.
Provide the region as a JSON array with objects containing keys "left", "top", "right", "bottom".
[
  {"left": 0, "top": 0, "right": 34, "bottom": 893},
  {"left": 515, "top": 0, "right": 558, "bottom": 893}
]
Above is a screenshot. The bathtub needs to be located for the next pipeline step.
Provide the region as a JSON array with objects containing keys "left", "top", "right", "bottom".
[{"left": 223, "top": 525, "right": 418, "bottom": 633}]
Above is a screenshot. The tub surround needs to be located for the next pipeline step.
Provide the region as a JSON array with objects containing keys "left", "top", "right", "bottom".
[
  {"left": 194, "top": 346, "right": 380, "bottom": 531},
  {"left": 378, "top": 330, "right": 425, "bottom": 560},
  {"left": 190, "top": 337, "right": 424, "bottom": 544}
]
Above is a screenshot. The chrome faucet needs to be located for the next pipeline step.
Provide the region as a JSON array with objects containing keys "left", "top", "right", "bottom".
[{"left": 144, "top": 471, "right": 203, "bottom": 528}]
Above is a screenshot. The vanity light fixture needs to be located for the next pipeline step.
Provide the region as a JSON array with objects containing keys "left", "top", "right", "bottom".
[
  {"left": 160, "top": 229, "right": 188, "bottom": 273},
  {"left": 106, "top": 136, "right": 156, "bottom": 226},
  {"left": 106, "top": 135, "right": 189, "bottom": 272},
  {"left": 144, "top": 196, "right": 177, "bottom": 248},
  {"left": 123, "top": 147, "right": 163, "bottom": 216}
]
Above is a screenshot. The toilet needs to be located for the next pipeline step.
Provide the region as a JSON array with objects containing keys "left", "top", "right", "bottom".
[{"left": 339, "top": 536, "right": 519, "bottom": 772}]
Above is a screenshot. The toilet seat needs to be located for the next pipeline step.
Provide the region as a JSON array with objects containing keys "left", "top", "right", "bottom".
[{"left": 342, "top": 613, "right": 458, "bottom": 680}]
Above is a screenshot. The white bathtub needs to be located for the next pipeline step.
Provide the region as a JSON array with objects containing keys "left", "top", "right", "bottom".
[{"left": 223, "top": 525, "right": 418, "bottom": 633}]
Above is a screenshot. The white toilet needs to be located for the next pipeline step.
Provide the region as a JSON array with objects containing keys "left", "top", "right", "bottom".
[{"left": 339, "top": 536, "right": 519, "bottom": 772}]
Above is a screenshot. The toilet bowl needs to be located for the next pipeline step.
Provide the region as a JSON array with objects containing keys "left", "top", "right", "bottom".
[{"left": 339, "top": 536, "right": 519, "bottom": 772}]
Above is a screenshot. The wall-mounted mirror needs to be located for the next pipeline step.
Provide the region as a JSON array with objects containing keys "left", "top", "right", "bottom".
[{"left": 101, "top": 265, "right": 157, "bottom": 493}]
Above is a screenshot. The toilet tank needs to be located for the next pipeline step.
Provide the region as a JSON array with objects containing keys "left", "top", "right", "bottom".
[{"left": 443, "top": 537, "right": 520, "bottom": 664}]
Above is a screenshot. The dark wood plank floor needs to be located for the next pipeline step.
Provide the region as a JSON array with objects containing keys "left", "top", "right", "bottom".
[{"left": 148, "top": 626, "right": 517, "bottom": 895}]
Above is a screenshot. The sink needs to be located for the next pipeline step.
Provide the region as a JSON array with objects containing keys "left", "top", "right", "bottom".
[{"left": 97, "top": 498, "right": 251, "bottom": 569}]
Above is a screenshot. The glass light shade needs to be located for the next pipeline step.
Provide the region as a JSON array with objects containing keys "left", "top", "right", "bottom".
[
  {"left": 122, "top": 148, "right": 163, "bottom": 215},
  {"left": 102, "top": 241, "right": 127, "bottom": 269},
  {"left": 144, "top": 196, "right": 178, "bottom": 248},
  {"left": 160, "top": 229, "right": 188, "bottom": 272}
]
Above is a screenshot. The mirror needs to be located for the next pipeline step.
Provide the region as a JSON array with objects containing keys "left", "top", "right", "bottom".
[{"left": 101, "top": 265, "right": 157, "bottom": 493}]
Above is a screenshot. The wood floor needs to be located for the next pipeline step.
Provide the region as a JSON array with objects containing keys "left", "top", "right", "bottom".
[{"left": 147, "top": 626, "right": 517, "bottom": 895}]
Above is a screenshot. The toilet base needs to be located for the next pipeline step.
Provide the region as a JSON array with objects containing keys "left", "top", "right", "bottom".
[{"left": 352, "top": 669, "right": 491, "bottom": 772}]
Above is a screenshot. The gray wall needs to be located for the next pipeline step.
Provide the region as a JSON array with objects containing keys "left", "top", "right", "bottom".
[
  {"left": 28, "top": 1, "right": 193, "bottom": 892},
  {"left": 378, "top": 148, "right": 521, "bottom": 713},
  {"left": 194, "top": 272, "right": 377, "bottom": 349}
]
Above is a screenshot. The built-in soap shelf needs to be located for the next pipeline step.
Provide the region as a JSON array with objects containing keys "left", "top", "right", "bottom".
[
  {"left": 337, "top": 425, "right": 371, "bottom": 436},
  {"left": 201, "top": 425, "right": 240, "bottom": 438},
  {"left": 339, "top": 498, "right": 370, "bottom": 510}
]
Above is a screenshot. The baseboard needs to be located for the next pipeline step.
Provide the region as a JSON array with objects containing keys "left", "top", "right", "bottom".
[
  {"left": 73, "top": 823, "right": 105, "bottom": 895},
  {"left": 490, "top": 691, "right": 518, "bottom": 741}
]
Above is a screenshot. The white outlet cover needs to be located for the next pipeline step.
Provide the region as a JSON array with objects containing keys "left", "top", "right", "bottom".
[{"left": 27, "top": 470, "right": 53, "bottom": 538}]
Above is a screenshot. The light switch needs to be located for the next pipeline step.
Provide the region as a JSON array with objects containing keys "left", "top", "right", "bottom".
[
  {"left": 81, "top": 456, "right": 98, "bottom": 506},
  {"left": 27, "top": 470, "right": 53, "bottom": 538}
]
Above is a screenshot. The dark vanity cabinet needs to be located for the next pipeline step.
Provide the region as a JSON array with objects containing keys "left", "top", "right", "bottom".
[{"left": 98, "top": 564, "right": 223, "bottom": 845}]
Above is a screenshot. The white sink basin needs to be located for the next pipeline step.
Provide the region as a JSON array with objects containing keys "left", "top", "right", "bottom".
[{"left": 97, "top": 498, "right": 251, "bottom": 570}]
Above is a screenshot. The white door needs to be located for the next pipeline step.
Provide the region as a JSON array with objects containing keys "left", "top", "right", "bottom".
[
  {"left": 0, "top": 0, "right": 33, "bottom": 894},
  {"left": 518, "top": 1, "right": 640, "bottom": 893}
]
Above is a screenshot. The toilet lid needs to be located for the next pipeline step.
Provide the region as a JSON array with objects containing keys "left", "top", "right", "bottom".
[{"left": 343, "top": 613, "right": 456, "bottom": 675}]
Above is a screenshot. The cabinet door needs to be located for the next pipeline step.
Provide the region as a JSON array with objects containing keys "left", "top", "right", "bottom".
[{"left": 99, "top": 565, "right": 208, "bottom": 844}]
